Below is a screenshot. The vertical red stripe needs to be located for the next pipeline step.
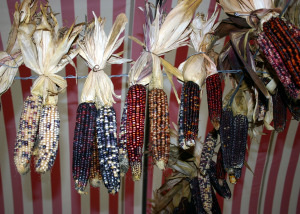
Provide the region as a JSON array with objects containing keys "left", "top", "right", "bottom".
[
  {"left": 231, "top": 136, "right": 251, "bottom": 214},
  {"left": 0, "top": 170, "right": 4, "bottom": 214},
  {"left": 109, "top": 193, "right": 119, "bottom": 214},
  {"left": 1, "top": 90, "right": 24, "bottom": 214},
  {"left": 90, "top": 188, "right": 100, "bottom": 214},
  {"left": 125, "top": 169, "right": 134, "bottom": 214},
  {"left": 280, "top": 124, "right": 300, "bottom": 214},
  {"left": 264, "top": 113, "right": 292, "bottom": 213},
  {"left": 51, "top": 150, "right": 62, "bottom": 214},
  {"left": 60, "top": 0, "right": 80, "bottom": 213},
  {"left": 249, "top": 127, "right": 273, "bottom": 214},
  {"left": 6, "top": 0, "right": 19, "bottom": 22},
  {"left": 146, "top": 156, "right": 154, "bottom": 214},
  {"left": 87, "top": 0, "right": 100, "bottom": 20}
]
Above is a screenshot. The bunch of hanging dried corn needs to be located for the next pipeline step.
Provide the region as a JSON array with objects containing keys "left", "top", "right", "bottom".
[
  {"left": 14, "top": 95, "right": 42, "bottom": 174},
  {"left": 125, "top": 84, "right": 146, "bottom": 181},
  {"left": 178, "top": 81, "right": 200, "bottom": 149},
  {"left": 149, "top": 88, "right": 170, "bottom": 170},
  {"left": 96, "top": 106, "right": 120, "bottom": 194},
  {"left": 72, "top": 103, "right": 97, "bottom": 194}
]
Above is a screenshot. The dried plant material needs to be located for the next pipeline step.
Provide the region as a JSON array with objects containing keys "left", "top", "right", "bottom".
[
  {"left": 18, "top": 4, "right": 83, "bottom": 105},
  {"left": 78, "top": 12, "right": 130, "bottom": 107},
  {"left": 0, "top": 0, "right": 38, "bottom": 96}
]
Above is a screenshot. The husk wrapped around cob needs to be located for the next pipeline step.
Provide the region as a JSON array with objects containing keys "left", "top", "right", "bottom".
[
  {"left": 0, "top": 0, "right": 39, "bottom": 98},
  {"left": 14, "top": 4, "right": 82, "bottom": 175},
  {"left": 123, "top": 0, "right": 202, "bottom": 179},
  {"left": 74, "top": 12, "right": 130, "bottom": 195},
  {"left": 177, "top": 6, "right": 221, "bottom": 150}
]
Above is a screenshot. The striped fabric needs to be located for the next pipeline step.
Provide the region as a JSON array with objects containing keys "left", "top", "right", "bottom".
[{"left": 0, "top": 0, "right": 299, "bottom": 214}]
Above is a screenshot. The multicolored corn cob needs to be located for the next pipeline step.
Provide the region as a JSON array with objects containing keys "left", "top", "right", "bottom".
[
  {"left": 35, "top": 104, "right": 60, "bottom": 173},
  {"left": 199, "top": 129, "right": 217, "bottom": 175},
  {"left": 90, "top": 137, "right": 102, "bottom": 188},
  {"left": 178, "top": 81, "right": 200, "bottom": 149},
  {"left": 272, "top": 89, "right": 287, "bottom": 132},
  {"left": 216, "top": 147, "right": 226, "bottom": 180},
  {"left": 96, "top": 106, "right": 120, "bottom": 194},
  {"left": 189, "top": 177, "right": 206, "bottom": 214},
  {"left": 125, "top": 84, "right": 146, "bottom": 181},
  {"left": 208, "top": 160, "right": 231, "bottom": 199},
  {"left": 118, "top": 101, "right": 129, "bottom": 176},
  {"left": 72, "top": 102, "right": 97, "bottom": 194},
  {"left": 149, "top": 88, "right": 170, "bottom": 170},
  {"left": 206, "top": 73, "right": 222, "bottom": 130},
  {"left": 14, "top": 95, "right": 42, "bottom": 174},
  {"left": 199, "top": 173, "right": 212, "bottom": 213}
]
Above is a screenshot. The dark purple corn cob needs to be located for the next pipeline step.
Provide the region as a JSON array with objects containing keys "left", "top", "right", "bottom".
[
  {"left": 256, "top": 91, "right": 269, "bottom": 121},
  {"left": 178, "top": 81, "right": 200, "bottom": 149},
  {"left": 206, "top": 73, "right": 222, "bottom": 130},
  {"left": 118, "top": 101, "right": 129, "bottom": 176},
  {"left": 216, "top": 147, "right": 226, "bottom": 180},
  {"left": 72, "top": 102, "right": 97, "bottom": 194},
  {"left": 96, "top": 106, "right": 120, "bottom": 194},
  {"left": 189, "top": 177, "right": 206, "bottom": 214},
  {"left": 125, "top": 84, "right": 147, "bottom": 181},
  {"left": 211, "top": 187, "right": 222, "bottom": 214},
  {"left": 208, "top": 160, "right": 231, "bottom": 199},
  {"left": 272, "top": 89, "right": 287, "bottom": 132},
  {"left": 199, "top": 129, "right": 218, "bottom": 175}
]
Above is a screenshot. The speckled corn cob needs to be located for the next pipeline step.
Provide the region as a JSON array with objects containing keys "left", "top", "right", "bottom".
[
  {"left": 72, "top": 103, "right": 97, "bottom": 194},
  {"left": 90, "top": 137, "right": 102, "bottom": 188},
  {"left": 199, "top": 174, "right": 212, "bottom": 213},
  {"left": 178, "top": 81, "right": 200, "bottom": 149},
  {"left": 125, "top": 84, "right": 146, "bottom": 181},
  {"left": 272, "top": 89, "right": 287, "bottom": 132},
  {"left": 206, "top": 74, "right": 222, "bottom": 130},
  {"left": 189, "top": 177, "right": 206, "bottom": 214},
  {"left": 35, "top": 104, "right": 60, "bottom": 173},
  {"left": 14, "top": 95, "right": 42, "bottom": 175},
  {"left": 199, "top": 129, "right": 217, "bottom": 175},
  {"left": 149, "top": 89, "right": 170, "bottom": 170},
  {"left": 118, "top": 101, "right": 129, "bottom": 176},
  {"left": 96, "top": 106, "right": 120, "bottom": 194},
  {"left": 208, "top": 160, "right": 231, "bottom": 199},
  {"left": 216, "top": 147, "right": 226, "bottom": 180}
]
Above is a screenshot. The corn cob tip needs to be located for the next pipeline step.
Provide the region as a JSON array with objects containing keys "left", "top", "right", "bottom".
[
  {"left": 90, "top": 179, "right": 102, "bottom": 188},
  {"left": 156, "top": 160, "right": 166, "bottom": 170},
  {"left": 77, "top": 190, "right": 88, "bottom": 195},
  {"left": 16, "top": 164, "right": 30, "bottom": 175},
  {"left": 229, "top": 175, "right": 237, "bottom": 184},
  {"left": 212, "top": 120, "right": 220, "bottom": 130},
  {"left": 131, "top": 162, "right": 142, "bottom": 181}
]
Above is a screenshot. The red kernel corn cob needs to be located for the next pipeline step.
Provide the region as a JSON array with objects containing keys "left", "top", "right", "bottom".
[{"left": 206, "top": 73, "right": 222, "bottom": 130}]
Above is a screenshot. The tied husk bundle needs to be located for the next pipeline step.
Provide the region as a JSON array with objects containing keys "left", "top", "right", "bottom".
[
  {"left": 128, "top": 0, "right": 202, "bottom": 95},
  {"left": 17, "top": 4, "right": 83, "bottom": 105},
  {"left": 179, "top": 5, "right": 221, "bottom": 87},
  {"left": 78, "top": 12, "right": 131, "bottom": 107},
  {"left": 0, "top": 0, "right": 38, "bottom": 97}
]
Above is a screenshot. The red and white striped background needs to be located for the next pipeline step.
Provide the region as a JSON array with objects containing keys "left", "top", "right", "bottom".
[{"left": 0, "top": 0, "right": 299, "bottom": 213}]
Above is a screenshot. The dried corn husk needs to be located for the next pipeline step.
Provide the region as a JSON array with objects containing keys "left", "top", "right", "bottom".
[
  {"left": 78, "top": 12, "right": 130, "bottom": 107},
  {"left": 128, "top": 0, "right": 202, "bottom": 94},
  {"left": 0, "top": 0, "right": 38, "bottom": 96},
  {"left": 179, "top": 5, "right": 220, "bottom": 88},
  {"left": 17, "top": 4, "right": 83, "bottom": 105}
]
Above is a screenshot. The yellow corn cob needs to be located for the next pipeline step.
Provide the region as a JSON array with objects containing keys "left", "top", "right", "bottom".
[
  {"left": 14, "top": 95, "right": 42, "bottom": 175},
  {"left": 35, "top": 104, "right": 60, "bottom": 173}
]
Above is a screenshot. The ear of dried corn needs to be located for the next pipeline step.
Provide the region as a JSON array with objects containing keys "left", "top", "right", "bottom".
[
  {"left": 272, "top": 88, "right": 287, "bottom": 132},
  {"left": 90, "top": 137, "right": 102, "bottom": 188},
  {"left": 118, "top": 101, "right": 129, "bottom": 176},
  {"left": 14, "top": 95, "right": 42, "bottom": 174},
  {"left": 199, "top": 173, "right": 212, "bottom": 213}
]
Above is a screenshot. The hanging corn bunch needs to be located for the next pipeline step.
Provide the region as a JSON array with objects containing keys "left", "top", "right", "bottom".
[
  {"left": 15, "top": 4, "right": 82, "bottom": 175},
  {"left": 123, "top": 0, "right": 202, "bottom": 176},
  {"left": 0, "top": 0, "right": 38, "bottom": 98},
  {"left": 177, "top": 6, "right": 221, "bottom": 150},
  {"left": 76, "top": 12, "right": 130, "bottom": 194}
]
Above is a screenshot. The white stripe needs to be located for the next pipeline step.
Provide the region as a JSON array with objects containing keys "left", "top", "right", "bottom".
[
  {"left": 152, "top": 166, "right": 163, "bottom": 194},
  {"left": 100, "top": 185, "right": 109, "bottom": 214},
  {"left": 41, "top": 172, "right": 53, "bottom": 214},
  {"left": 74, "top": 0, "right": 87, "bottom": 23},
  {"left": 134, "top": 178, "right": 143, "bottom": 214},
  {"left": 240, "top": 126, "right": 263, "bottom": 213},
  {"left": 100, "top": 0, "right": 113, "bottom": 35},
  {"left": 0, "top": 0, "right": 12, "bottom": 50},
  {"left": 81, "top": 185, "right": 90, "bottom": 214},
  {"left": 272, "top": 120, "right": 298, "bottom": 214},
  {"left": 50, "top": 0, "right": 63, "bottom": 26},
  {"left": 57, "top": 68, "right": 72, "bottom": 214},
  {"left": 196, "top": 0, "right": 210, "bottom": 14},
  {"left": 288, "top": 155, "right": 300, "bottom": 214},
  {"left": 0, "top": 109, "right": 14, "bottom": 214}
]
